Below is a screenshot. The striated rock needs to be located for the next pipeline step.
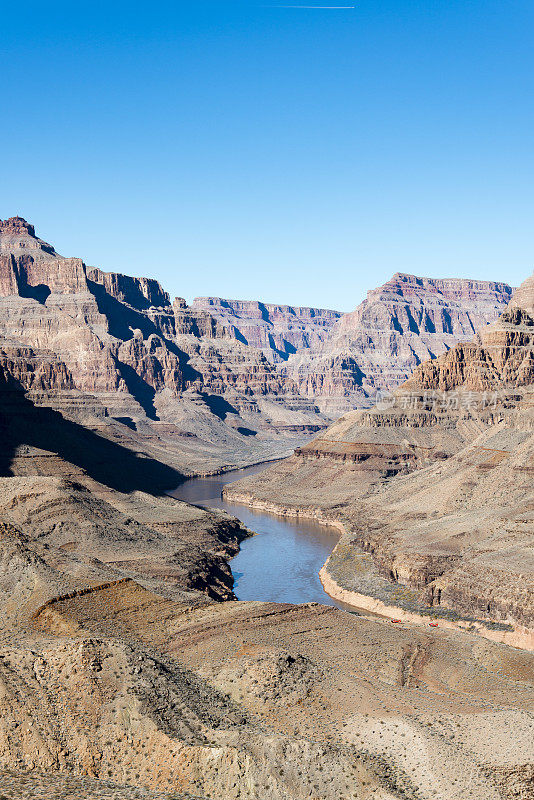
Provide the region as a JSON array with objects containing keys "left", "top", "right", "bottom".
[
  {"left": 173, "top": 297, "right": 229, "bottom": 338},
  {"left": 0, "top": 217, "right": 88, "bottom": 296},
  {"left": 0, "top": 219, "right": 531, "bottom": 800},
  {"left": 0, "top": 218, "right": 330, "bottom": 470},
  {"left": 226, "top": 274, "right": 534, "bottom": 638},
  {"left": 192, "top": 297, "right": 342, "bottom": 359},
  {"left": 0, "top": 251, "right": 88, "bottom": 297},
  {"left": 87, "top": 266, "right": 171, "bottom": 310},
  {"left": 404, "top": 280, "right": 534, "bottom": 392},
  {"left": 0, "top": 217, "right": 517, "bottom": 476},
  {"left": 0, "top": 346, "right": 75, "bottom": 391},
  {"left": 283, "top": 272, "right": 513, "bottom": 413}
]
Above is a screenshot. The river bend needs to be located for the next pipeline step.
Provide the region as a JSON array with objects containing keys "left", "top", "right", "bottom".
[{"left": 170, "top": 463, "right": 345, "bottom": 607}]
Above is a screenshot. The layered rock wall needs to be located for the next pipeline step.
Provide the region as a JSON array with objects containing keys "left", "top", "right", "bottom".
[
  {"left": 87, "top": 266, "right": 171, "bottom": 310},
  {"left": 0, "top": 216, "right": 518, "bottom": 475},
  {"left": 283, "top": 272, "right": 514, "bottom": 412},
  {"left": 193, "top": 297, "right": 342, "bottom": 359}
]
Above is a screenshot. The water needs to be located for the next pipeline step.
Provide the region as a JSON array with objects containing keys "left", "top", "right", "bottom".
[{"left": 169, "top": 462, "right": 345, "bottom": 607}]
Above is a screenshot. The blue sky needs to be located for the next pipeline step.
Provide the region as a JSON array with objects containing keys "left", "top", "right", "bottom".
[{"left": 2, "top": 1, "right": 533, "bottom": 310}]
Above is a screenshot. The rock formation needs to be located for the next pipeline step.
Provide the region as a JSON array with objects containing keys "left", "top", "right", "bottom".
[
  {"left": 225, "top": 272, "right": 534, "bottom": 643},
  {"left": 192, "top": 297, "right": 342, "bottom": 359},
  {"left": 0, "top": 217, "right": 531, "bottom": 799},
  {"left": 0, "top": 218, "right": 515, "bottom": 479},
  {"left": 0, "top": 217, "right": 332, "bottom": 475},
  {"left": 0, "top": 524, "right": 532, "bottom": 800},
  {"left": 283, "top": 272, "right": 513, "bottom": 414}
]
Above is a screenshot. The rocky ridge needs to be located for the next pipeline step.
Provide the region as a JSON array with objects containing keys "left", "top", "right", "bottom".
[
  {"left": 282, "top": 272, "right": 514, "bottom": 414},
  {"left": 0, "top": 218, "right": 514, "bottom": 478}
]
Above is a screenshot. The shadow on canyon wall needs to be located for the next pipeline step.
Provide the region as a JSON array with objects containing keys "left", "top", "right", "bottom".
[
  {"left": 87, "top": 279, "right": 203, "bottom": 383},
  {"left": 0, "top": 385, "right": 183, "bottom": 495}
]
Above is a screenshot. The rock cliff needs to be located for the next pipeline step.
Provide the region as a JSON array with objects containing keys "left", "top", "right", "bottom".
[
  {"left": 404, "top": 303, "right": 534, "bottom": 392},
  {"left": 0, "top": 217, "right": 330, "bottom": 474},
  {"left": 0, "top": 218, "right": 515, "bottom": 478},
  {"left": 192, "top": 297, "right": 342, "bottom": 360},
  {"left": 283, "top": 272, "right": 513, "bottom": 413}
]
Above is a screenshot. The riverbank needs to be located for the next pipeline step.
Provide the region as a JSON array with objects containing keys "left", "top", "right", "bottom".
[
  {"left": 223, "top": 486, "right": 534, "bottom": 652},
  {"left": 319, "top": 562, "right": 534, "bottom": 651},
  {"left": 171, "top": 466, "right": 341, "bottom": 607},
  {"left": 180, "top": 455, "right": 287, "bottom": 480}
]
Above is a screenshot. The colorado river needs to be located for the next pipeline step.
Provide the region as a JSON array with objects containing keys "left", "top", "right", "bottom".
[{"left": 169, "top": 463, "right": 345, "bottom": 607}]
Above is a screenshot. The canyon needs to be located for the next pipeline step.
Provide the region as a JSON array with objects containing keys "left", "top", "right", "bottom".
[
  {"left": 0, "top": 217, "right": 513, "bottom": 477},
  {"left": 226, "top": 272, "right": 534, "bottom": 648},
  {"left": 0, "top": 216, "right": 531, "bottom": 800},
  {"left": 0, "top": 216, "right": 330, "bottom": 477}
]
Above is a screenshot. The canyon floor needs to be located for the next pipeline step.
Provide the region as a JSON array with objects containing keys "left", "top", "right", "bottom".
[{"left": 3, "top": 581, "right": 534, "bottom": 800}]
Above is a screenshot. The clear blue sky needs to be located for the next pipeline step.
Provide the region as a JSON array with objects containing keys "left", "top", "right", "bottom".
[{"left": 2, "top": 1, "right": 533, "bottom": 311}]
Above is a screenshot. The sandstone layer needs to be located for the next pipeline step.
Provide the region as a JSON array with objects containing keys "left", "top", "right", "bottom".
[{"left": 0, "top": 217, "right": 330, "bottom": 477}]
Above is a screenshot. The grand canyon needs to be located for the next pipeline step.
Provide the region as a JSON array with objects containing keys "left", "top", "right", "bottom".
[{"left": 0, "top": 216, "right": 532, "bottom": 800}]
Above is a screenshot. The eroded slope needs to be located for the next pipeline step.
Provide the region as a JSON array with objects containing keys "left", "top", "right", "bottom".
[{"left": 225, "top": 275, "right": 534, "bottom": 641}]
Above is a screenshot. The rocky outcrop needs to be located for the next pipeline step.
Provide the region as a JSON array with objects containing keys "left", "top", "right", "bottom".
[
  {"left": 283, "top": 272, "right": 513, "bottom": 413},
  {"left": 507, "top": 272, "right": 534, "bottom": 315},
  {"left": 0, "top": 217, "right": 87, "bottom": 296},
  {"left": 404, "top": 302, "right": 534, "bottom": 393},
  {"left": 0, "top": 346, "right": 75, "bottom": 391}
]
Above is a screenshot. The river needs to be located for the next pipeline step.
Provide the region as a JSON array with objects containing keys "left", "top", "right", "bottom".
[{"left": 169, "top": 462, "right": 349, "bottom": 608}]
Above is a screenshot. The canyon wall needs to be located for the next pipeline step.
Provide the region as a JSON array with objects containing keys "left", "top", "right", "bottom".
[
  {"left": 282, "top": 272, "right": 514, "bottom": 414},
  {"left": 226, "top": 273, "right": 534, "bottom": 636},
  {"left": 0, "top": 217, "right": 515, "bottom": 477},
  {"left": 0, "top": 217, "right": 330, "bottom": 475},
  {"left": 192, "top": 296, "right": 342, "bottom": 359}
]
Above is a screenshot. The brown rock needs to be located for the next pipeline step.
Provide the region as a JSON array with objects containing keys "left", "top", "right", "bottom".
[
  {"left": 283, "top": 272, "right": 514, "bottom": 413},
  {"left": 226, "top": 275, "right": 534, "bottom": 635}
]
